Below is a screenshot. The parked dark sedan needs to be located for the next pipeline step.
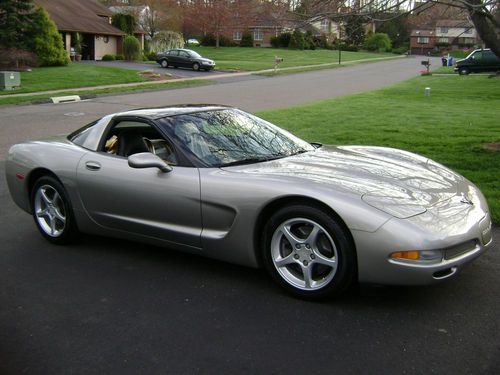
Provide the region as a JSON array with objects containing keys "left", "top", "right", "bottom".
[
  {"left": 454, "top": 48, "right": 500, "bottom": 75},
  {"left": 156, "top": 49, "right": 215, "bottom": 71}
]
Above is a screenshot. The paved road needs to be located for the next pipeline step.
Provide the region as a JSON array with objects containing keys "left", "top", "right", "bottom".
[
  {"left": 2, "top": 57, "right": 499, "bottom": 374},
  {"left": 0, "top": 57, "right": 438, "bottom": 159}
]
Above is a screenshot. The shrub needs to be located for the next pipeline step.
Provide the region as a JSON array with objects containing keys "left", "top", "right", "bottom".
[
  {"left": 146, "top": 51, "right": 157, "bottom": 61},
  {"left": 123, "top": 35, "right": 141, "bottom": 60},
  {"left": 115, "top": 54, "right": 124, "bottom": 60},
  {"left": 278, "top": 33, "right": 292, "bottom": 48},
  {"left": 304, "top": 31, "right": 315, "bottom": 50},
  {"left": 392, "top": 46, "right": 408, "bottom": 55},
  {"left": 289, "top": 29, "right": 305, "bottom": 50},
  {"left": 0, "top": 47, "right": 38, "bottom": 69},
  {"left": 240, "top": 32, "right": 253, "bottom": 47},
  {"left": 28, "top": 8, "right": 69, "bottom": 66},
  {"left": 270, "top": 36, "right": 280, "bottom": 48},
  {"left": 101, "top": 54, "right": 115, "bottom": 61},
  {"left": 363, "top": 32, "right": 392, "bottom": 52}
]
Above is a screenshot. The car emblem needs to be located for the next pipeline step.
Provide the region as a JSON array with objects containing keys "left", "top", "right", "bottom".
[{"left": 460, "top": 193, "right": 474, "bottom": 205}]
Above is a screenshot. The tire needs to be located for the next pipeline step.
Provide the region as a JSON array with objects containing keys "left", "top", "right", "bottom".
[
  {"left": 458, "top": 67, "right": 470, "bottom": 75},
  {"left": 160, "top": 59, "right": 168, "bottom": 68},
  {"left": 31, "top": 176, "right": 78, "bottom": 244},
  {"left": 261, "top": 205, "right": 356, "bottom": 299},
  {"left": 192, "top": 62, "right": 200, "bottom": 71}
]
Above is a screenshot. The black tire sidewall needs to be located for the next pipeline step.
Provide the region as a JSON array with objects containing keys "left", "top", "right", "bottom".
[
  {"left": 31, "top": 176, "right": 78, "bottom": 244},
  {"left": 161, "top": 59, "right": 168, "bottom": 68},
  {"left": 193, "top": 63, "right": 200, "bottom": 71},
  {"left": 261, "top": 205, "right": 356, "bottom": 299}
]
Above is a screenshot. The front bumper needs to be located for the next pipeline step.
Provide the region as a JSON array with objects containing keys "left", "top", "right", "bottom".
[{"left": 353, "top": 184, "right": 493, "bottom": 285}]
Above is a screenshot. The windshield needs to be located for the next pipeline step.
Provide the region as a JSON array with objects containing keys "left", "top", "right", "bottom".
[
  {"left": 188, "top": 51, "right": 202, "bottom": 58},
  {"left": 159, "top": 109, "right": 314, "bottom": 167}
]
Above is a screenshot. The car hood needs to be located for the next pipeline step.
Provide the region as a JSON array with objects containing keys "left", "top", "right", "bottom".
[
  {"left": 222, "top": 145, "right": 463, "bottom": 218},
  {"left": 200, "top": 58, "right": 214, "bottom": 63}
]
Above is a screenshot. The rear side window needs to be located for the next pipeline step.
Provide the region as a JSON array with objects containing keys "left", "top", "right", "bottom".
[{"left": 69, "top": 121, "right": 97, "bottom": 146}]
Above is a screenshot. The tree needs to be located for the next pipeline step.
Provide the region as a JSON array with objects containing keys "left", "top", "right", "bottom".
[
  {"left": 344, "top": 14, "right": 366, "bottom": 45},
  {"left": 240, "top": 31, "right": 254, "bottom": 47},
  {"left": 28, "top": 8, "right": 69, "bottom": 66},
  {"left": 112, "top": 13, "right": 137, "bottom": 35},
  {"left": 292, "top": 1, "right": 500, "bottom": 58},
  {"left": 0, "top": 0, "right": 35, "bottom": 49}
]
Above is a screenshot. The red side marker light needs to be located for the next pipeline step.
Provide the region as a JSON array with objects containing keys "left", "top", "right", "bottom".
[{"left": 15, "top": 173, "right": 25, "bottom": 180}]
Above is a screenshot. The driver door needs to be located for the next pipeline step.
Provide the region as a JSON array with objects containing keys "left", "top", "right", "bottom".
[{"left": 76, "top": 120, "right": 202, "bottom": 248}]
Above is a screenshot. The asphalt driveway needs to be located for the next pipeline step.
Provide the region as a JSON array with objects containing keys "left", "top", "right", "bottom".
[{"left": 80, "top": 60, "right": 220, "bottom": 78}]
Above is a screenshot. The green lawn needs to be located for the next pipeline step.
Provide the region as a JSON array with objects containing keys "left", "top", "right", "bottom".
[
  {"left": 0, "top": 63, "right": 148, "bottom": 95},
  {"left": 0, "top": 79, "right": 212, "bottom": 106},
  {"left": 258, "top": 74, "right": 500, "bottom": 223},
  {"left": 191, "top": 46, "right": 394, "bottom": 71}
]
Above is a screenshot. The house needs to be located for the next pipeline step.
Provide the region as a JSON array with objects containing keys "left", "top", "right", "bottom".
[
  {"left": 33, "top": 0, "right": 144, "bottom": 60},
  {"left": 410, "top": 28, "right": 436, "bottom": 55},
  {"left": 410, "top": 20, "right": 481, "bottom": 55}
]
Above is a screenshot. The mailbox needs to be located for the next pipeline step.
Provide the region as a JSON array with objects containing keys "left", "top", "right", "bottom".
[{"left": 0, "top": 71, "right": 21, "bottom": 90}]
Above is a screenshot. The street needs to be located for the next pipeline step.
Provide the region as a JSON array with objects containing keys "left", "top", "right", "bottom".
[{"left": 1, "top": 57, "right": 498, "bottom": 374}]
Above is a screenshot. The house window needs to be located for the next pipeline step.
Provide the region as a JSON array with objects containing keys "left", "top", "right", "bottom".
[
  {"left": 233, "top": 31, "right": 242, "bottom": 41},
  {"left": 417, "top": 37, "right": 429, "bottom": 44},
  {"left": 253, "top": 29, "right": 263, "bottom": 41},
  {"left": 439, "top": 37, "right": 449, "bottom": 43},
  {"left": 440, "top": 27, "right": 448, "bottom": 33},
  {"left": 320, "top": 19, "right": 329, "bottom": 32}
]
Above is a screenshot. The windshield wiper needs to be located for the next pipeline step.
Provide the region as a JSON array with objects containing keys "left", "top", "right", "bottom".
[{"left": 219, "top": 156, "right": 280, "bottom": 167}]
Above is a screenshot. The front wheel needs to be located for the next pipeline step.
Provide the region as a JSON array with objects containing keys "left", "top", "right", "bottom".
[
  {"left": 31, "top": 176, "right": 78, "bottom": 244},
  {"left": 458, "top": 67, "right": 470, "bottom": 75},
  {"left": 160, "top": 59, "right": 168, "bottom": 68},
  {"left": 192, "top": 62, "right": 200, "bottom": 71},
  {"left": 261, "top": 205, "right": 356, "bottom": 299}
]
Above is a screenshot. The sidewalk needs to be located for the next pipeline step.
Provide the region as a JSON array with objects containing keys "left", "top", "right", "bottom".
[{"left": 1, "top": 55, "right": 405, "bottom": 99}]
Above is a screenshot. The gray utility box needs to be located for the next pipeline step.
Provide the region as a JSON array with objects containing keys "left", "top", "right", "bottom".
[{"left": 0, "top": 71, "right": 21, "bottom": 90}]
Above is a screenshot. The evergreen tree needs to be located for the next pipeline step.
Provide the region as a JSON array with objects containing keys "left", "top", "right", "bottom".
[
  {"left": 28, "top": 8, "right": 69, "bottom": 66},
  {"left": 0, "top": 0, "right": 35, "bottom": 49}
]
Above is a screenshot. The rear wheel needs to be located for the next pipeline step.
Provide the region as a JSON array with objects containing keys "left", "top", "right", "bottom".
[
  {"left": 31, "top": 176, "right": 78, "bottom": 244},
  {"left": 192, "top": 62, "right": 200, "bottom": 71},
  {"left": 160, "top": 59, "right": 168, "bottom": 68},
  {"left": 458, "top": 67, "right": 470, "bottom": 75},
  {"left": 262, "top": 205, "right": 356, "bottom": 299}
]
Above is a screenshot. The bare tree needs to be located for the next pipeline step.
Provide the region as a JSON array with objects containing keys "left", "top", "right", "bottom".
[{"left": 290, "top": 1, "right": 500, "bottom": 57}]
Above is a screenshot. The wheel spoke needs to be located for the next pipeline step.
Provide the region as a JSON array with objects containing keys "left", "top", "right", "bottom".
[
  {"left": 313, "top": 250, "right": 337, "bottom": 268},
  {"left": 302, "top": 265, "right": 313, "bottom": 289},
  {"left": 36, "top": 208, "right": 49, "bottom": 218},
  {"left": 53, "top": 208, "right": 66, "bottom": 223},
  {"left": 40, "top": 188, "right": 52, "bottom": 205},
  {"left": 306, "top": 225, "right": 321, "bottom": 245},
  {"left": 274, "top": 253, "right": 296, "bottom": 268},
  {"left": 280, "top": 224, "right": 301, "bottom": 247},
  {"left": 50, "top": 217, "right": 56, "bottom": 235}
]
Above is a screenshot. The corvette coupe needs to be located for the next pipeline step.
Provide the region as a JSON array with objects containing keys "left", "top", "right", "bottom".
[{"left": 6, "top": 106, "right": 493, "bottom": 298}]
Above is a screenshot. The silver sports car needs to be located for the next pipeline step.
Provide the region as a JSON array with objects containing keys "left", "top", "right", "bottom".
[{"left": 6, "top": 105, "right": 493, "bottom": 298}]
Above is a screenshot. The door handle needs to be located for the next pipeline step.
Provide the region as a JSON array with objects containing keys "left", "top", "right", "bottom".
[{"left": 85, "top": 161, "right": 101, "bottom": 171}]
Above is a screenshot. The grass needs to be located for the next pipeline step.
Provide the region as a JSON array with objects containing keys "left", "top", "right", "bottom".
[
  {"left": 0, "top": 63, "right": 148, "bottom": 95},
  {"left": 257, "top": 74, "right": 500, "bottom": 223},
  {"left": 0, "top": 79, "right": 212, "bottom": 106},
  {"left": 190, "top": 46, "right": 395, "bottom": 71}
]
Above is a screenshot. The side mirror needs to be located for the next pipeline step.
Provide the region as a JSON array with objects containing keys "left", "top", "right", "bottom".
[{"left": 128, "top": 152, "right": 172, "bottom": 173}]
